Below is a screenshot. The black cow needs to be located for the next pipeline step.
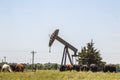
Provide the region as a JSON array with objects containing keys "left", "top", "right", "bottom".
[
  {"left": 10, "top": 64, "right": 17, "bottom": 72},
  {"left": 60, "top": 65, "right": 66, "bottom": 71},
  {"left": 73, "top": 65, "right": 81, "bottom": 71},
  {"left": 0, "top": 65, "right": 2, "bottom": 71},
  {"left": 103, "top": 65, "right": 116, "bottom": 72}
]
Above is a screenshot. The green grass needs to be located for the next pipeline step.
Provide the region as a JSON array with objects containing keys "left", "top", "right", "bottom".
[{"left": 0, "top": 70, "right": 120, "bottom": 80}]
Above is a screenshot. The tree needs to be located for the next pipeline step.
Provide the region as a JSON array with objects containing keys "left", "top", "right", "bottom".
[{"left": 78, "top": 40, "right": 106, "bottom": 67}]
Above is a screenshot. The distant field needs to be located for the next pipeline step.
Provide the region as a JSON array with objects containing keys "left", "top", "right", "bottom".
[{"left": 0, "top": 70, "right": 120, "bottom": 80}]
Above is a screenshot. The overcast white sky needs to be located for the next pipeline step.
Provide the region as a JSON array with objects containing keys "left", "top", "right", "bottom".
[{"left": 0, "top": 0, "right": 120, "bottom": 64}]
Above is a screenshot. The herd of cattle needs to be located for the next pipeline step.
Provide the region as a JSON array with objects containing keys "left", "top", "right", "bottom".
[
  {"left": 60, "top": 64, "right": 117, "bottom": 72},
  {"left": 0, "top": 63, "right": 117, "bottom": 73},
  {"left": 0, "top": 64, "right": 24, "bottom": 72}
]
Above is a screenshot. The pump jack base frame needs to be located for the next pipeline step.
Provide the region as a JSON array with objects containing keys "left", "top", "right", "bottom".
[{"left": 60, "top": 46, "right": 73, "bottom": 71}]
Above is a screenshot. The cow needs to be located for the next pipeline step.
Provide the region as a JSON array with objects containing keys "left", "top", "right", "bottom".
[
  {"left": 10, "top": 63, "right": 17, "bottom": 72},
  {"left": 0, "top": 65, "right": 2, "bottom": 71},
  {"left": 73, "top": 65, "right": 81, "bottom": 71},
  {"left": 90, "top": 64, "right": 98, "bottom": 72},
  {"left": 1, "top": 64, "right": 12, "bottom": 72},
  {"left": 66, "top": 64, "right": 73, "bottom": 71},
  {"left": 103, "top": 65, "right": 116, "bottom": 72},
  {"left": 15, "top": 64, "right": 25, "bottom": 72},
  {"left": 60, "top": 65, "right": 66, "bottom": 71},
  {"left": 81, "top": 65, "right": 89, "bottom": 71}
]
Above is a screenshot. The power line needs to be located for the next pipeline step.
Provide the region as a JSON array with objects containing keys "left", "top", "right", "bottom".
[{"left": 0, "top": 50, "right": 30, "bottom": 53}]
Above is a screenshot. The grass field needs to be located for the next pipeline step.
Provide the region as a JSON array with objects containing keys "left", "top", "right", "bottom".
[{"left": 0, "top": 70, "right": 120, "bottom": 80}]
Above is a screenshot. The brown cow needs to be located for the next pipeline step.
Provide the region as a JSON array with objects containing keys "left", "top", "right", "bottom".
[
  {"left": 66, "top": 64, "right": 73, "bottom": 71},
  {"left": 15, "top": 64, "right": 24, "bottom": 72}
]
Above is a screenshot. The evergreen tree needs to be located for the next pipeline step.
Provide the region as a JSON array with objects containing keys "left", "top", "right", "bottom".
[{"left": 78, "top": 40, "right": 106, "bottom": 66}]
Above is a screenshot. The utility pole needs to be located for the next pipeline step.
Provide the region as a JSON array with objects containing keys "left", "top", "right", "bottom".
[
  {"left": 4, "top": 56, "right": 6, "bottom": 63},
  {"left": 31, "top": 51, "right": 36, "bottom": 71}
]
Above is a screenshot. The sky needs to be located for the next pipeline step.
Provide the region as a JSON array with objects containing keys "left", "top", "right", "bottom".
[{"left": 0, "top": 0, "right": 120, "bottom": 64}]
